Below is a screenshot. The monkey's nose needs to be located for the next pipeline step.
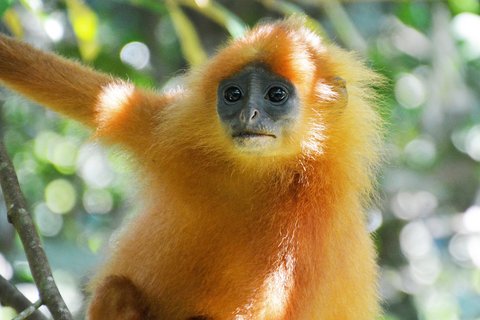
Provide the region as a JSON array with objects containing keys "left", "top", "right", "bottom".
[{"left": 240, "top": 108, "right": 259, "bottom": 123}]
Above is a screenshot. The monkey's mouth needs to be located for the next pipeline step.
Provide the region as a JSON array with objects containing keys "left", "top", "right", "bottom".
[
  {"left": 231, "top": 131, "right": 277, "bottom": 152},
  {"left": 232, "top": 132, "right": 276, "bottom": 139}
]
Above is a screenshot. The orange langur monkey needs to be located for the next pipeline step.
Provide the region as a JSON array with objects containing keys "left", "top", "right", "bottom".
[{"left": 0, "top": 17, "right": 383, "bottom": 320}]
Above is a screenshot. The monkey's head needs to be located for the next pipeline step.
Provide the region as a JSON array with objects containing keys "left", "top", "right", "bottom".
[
  {"left": 203, "top": 17, "right": 348, "bottom": 159},
  {"left": 185, "top": 17, "right": 380, "bottom": 165}
]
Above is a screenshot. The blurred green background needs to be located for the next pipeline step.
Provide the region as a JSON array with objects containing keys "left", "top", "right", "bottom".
[{"left": 0, "top": 0, "right": 479, "bottom": 319}]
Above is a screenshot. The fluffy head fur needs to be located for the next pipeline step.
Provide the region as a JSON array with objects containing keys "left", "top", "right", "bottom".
[{"left": 156, "top": 17, "right": 383, "bottom": 197}]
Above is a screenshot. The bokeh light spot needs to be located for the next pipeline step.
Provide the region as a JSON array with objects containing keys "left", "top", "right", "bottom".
[
  {"left": 394, "top": 73, "right": 427, "bottom": 109},
  {"left": 77, "top": 144, "right": 115, "bottom": 189},
  {"left": 451, "top": 13, "right": 480, "bottom": 60},
  {"left": 34, "top": 131, "right": 62, "bottom": 163},
  {"left": 120, "top": 41, "right": 150, "bottom": 70},
  {"left": 34, "top": 203, "right": 64, "bottom": 237},
  {"left": 83, "top": 188, "right": 114, "bottom": 215},
  {"left": 409, "top": 255, "right": 441, "bottom": 285},
  {"left": 465, "top": 125, "right": 480, "bottom": 161},
  {"left": 0, "top": 254, "right": 13, "bottom": 280},
  {"left": 449, "top": 234, "right": 472, "bottom": 266},
  {"left": 367, "top": 208, "right": 383, "bottom": 233},
  {"left": 0, "top": 307, "right": 16, "bottom": 319},
  {"left": 392, "top": 191, "right": 438, "bottom": 220},
  {"left": 404, "top": 137, "right": 437, "bottom": 168},
  {"left": 45, "top": 179, "right": 76, "bottom": 214},
  {"left": 463, "top": 206, "right": 480, "bottom": 232},
  {"left": 44, "top": 14, "right": 65, "bottom": 42},
  {"left": 52, "top": 139, "right": 79, "bottom": 174},
  {"left": 467, "top": 236, "right": 480, "bottom": 267},
  {"left": 400, "top": 221, "right": 433, "bottom": 259}
]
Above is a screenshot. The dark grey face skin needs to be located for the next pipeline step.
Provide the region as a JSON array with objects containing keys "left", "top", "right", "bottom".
[{"left": 217, "top": 64, "right": 300, "bottom": 153}]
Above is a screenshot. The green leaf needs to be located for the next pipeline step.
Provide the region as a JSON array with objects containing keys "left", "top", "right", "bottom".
[
  {"left": 1, "top": 6, "right": 23, "bottom": 37},
  {"left": 65, "top": 0, "right": 100, "bottom": 61},
  {"left": 166, "top": 0, "right": 207, "bottom": 66}
]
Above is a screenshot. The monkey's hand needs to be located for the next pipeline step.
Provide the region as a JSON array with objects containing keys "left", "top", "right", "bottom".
[
  {"left": 88, "top": 276, "right": 153, "bottom": 320},
  {"left": 0, "top": 34, "right": 172, "bottom": 152}
]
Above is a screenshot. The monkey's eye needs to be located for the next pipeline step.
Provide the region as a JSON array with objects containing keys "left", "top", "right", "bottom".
[
  {"left": 224, "top": 86, "right": 243, "bottom": 103},
  {"left": 266, "top": 86, "right": 288, "bottom": 103}
]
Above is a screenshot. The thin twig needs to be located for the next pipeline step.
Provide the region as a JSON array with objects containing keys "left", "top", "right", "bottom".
[
  {"left": 0, "top": 110, "right": 72, "bottom": 319},
  {"left": 0, "top": 275, "right": 47, "bottom": 320},
  {"left": 13, "top": 300, "right": 44, "bottom": 320}
]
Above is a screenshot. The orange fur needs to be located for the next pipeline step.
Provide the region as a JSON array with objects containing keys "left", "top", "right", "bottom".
[{"left": 0, "top": 17, "right": 383, "bottom": 319}]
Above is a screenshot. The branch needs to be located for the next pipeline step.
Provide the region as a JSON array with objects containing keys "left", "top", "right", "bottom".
[
  {"left": 0, "top": 110, "right": 72, "bottom": 319},
  {"left": 0, "top": 275, "right": 47, "bottom": 320}
]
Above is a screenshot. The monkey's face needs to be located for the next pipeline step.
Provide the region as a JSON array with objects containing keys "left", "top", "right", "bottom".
[{"left": 216, "top": 64, "right": 300, "bottom": 156}]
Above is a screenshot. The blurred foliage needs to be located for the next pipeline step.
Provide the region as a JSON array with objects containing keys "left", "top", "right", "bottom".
[
  {"left": 0, "top": 0, "right": 15, "bottom": 18},
  {"left": 65, "top": 0, "right": 100, "bottom": 61},
  {"left": 0, "top": 0, "right": 479, "bottom": 319}
]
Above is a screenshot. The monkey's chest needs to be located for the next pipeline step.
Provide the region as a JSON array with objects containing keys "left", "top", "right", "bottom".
[{"left": 114, "top": 204, "right": 288, "bottom": 318}]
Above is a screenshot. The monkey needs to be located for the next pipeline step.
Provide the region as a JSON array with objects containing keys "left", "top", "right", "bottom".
[{"left": 0, "top": 17, "right": 383, "bottom": 319}]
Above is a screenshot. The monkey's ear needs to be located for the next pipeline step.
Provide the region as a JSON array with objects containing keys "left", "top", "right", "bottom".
[{"left": 332, "top": 76, "right": 348, "bottom": 107}]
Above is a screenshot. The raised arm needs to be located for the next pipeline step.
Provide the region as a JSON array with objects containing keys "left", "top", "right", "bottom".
[{"left": 0, "top": 34, "right": 173, "bottom": 152}]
